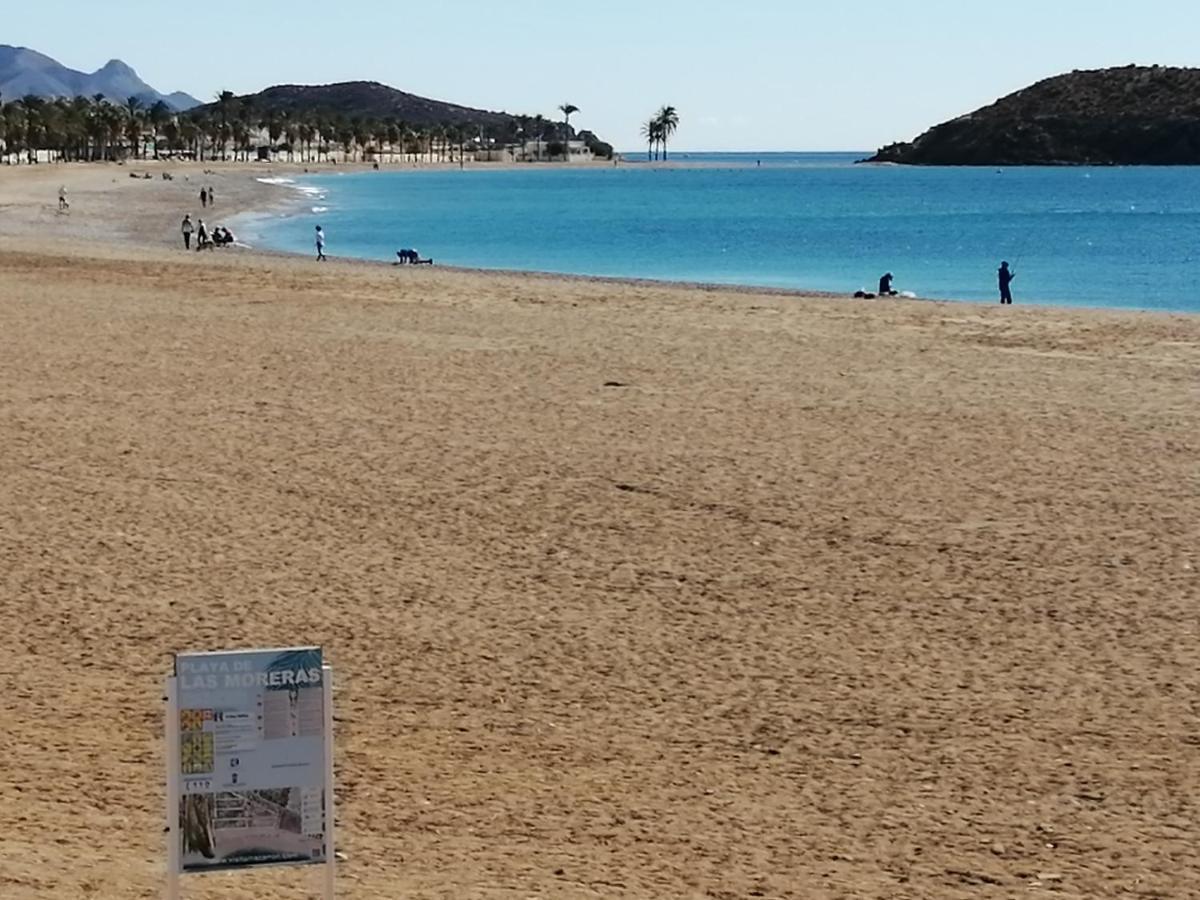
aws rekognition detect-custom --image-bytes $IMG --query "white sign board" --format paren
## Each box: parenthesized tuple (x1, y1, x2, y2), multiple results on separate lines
(168, 647, 330, 876)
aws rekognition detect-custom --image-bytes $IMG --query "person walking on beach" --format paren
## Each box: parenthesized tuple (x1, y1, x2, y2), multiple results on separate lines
(200, 187, 207, 209)
(195, 218, 209, 250)
(208, 186, 215, 207)
(58, 185, 69, 211)
(181, 214, 194, 250)
(998, 261, 1015, 305)
(315, 225, 327, 261)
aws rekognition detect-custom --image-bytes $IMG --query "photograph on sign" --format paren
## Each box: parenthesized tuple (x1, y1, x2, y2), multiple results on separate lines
(174, 647, 326, 872)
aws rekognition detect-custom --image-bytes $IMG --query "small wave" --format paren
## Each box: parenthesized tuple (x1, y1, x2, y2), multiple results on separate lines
(311, 206, 328, 213)
(256, 176, 296, 185)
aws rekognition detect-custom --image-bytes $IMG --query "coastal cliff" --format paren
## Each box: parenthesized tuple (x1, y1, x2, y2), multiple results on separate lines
(867, 66, 1200, 166)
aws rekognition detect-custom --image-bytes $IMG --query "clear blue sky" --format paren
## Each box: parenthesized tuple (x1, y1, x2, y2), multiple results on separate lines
(6, 0, 1197, 151)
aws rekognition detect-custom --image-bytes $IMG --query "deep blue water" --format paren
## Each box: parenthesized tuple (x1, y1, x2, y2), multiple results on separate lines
(243, 153, 1200, 311)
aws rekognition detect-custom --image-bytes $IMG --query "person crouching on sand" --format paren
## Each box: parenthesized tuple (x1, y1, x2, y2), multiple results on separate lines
(315, 225, 327, 261)
(181, 214, 194, 250)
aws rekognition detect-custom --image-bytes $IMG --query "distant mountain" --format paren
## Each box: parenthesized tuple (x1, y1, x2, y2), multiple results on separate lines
(0, 45, 201, 111)
(867, 66, 1200, 166)
(197, 81, 519, 129)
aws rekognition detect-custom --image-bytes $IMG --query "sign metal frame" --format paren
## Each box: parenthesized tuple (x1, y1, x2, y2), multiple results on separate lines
(164, 652, 335, 900)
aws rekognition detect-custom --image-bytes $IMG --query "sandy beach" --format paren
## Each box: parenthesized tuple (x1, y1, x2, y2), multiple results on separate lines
(1, 162, 1198, 898)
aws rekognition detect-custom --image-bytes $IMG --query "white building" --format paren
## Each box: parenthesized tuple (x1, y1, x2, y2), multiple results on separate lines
(512, 139, 593, 163)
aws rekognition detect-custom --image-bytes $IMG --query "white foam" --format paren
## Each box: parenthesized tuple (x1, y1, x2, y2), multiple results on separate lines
(256, 176, 296, 185)
(311, 206, 328, 214)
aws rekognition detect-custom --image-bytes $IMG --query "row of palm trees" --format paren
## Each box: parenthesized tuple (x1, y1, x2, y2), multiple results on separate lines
(0, 91, 599, 165)
(641, 106, 680, 161)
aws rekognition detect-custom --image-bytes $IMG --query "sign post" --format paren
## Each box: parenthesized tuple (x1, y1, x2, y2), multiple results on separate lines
(164, 647, 334, 898)
(164, 676, 182, 900)
(323, 665, 336, 900)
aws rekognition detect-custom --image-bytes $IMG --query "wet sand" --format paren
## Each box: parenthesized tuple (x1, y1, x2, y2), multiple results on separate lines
(0, 163, 1198, 898)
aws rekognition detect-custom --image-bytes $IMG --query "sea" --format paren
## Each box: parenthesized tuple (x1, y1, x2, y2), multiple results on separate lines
(240, 152, 1200, 312)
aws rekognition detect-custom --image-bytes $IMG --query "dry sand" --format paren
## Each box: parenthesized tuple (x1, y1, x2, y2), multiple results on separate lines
(0, 163, 1198, 899)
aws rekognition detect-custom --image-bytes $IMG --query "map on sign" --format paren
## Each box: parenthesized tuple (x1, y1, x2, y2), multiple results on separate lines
(174, 647, 326, 872)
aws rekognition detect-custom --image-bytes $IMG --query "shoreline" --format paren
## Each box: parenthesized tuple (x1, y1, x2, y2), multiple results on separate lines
(0, 159, 1196, 316)
(241, 169, 1194, 316)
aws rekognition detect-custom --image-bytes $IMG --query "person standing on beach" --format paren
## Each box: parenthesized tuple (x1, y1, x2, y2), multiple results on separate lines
(200, 187, 207, 209)
(208, 186, 215, 207)
(195, 219, 209, 250)
(998, 261, 1015, 305)
(315, 225, 327, 261)
(58, 185, 69, 211)
(181, 214, 194, 250)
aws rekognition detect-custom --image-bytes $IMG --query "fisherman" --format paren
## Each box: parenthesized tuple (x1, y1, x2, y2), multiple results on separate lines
(998, 261, 1015, 305)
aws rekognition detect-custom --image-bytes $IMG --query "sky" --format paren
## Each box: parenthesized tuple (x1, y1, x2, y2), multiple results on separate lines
(5, 0, 1198, 152)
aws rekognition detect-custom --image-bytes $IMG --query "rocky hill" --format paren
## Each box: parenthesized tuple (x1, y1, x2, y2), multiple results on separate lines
(198, 81, 520, 129)
(193, 80, 613, 155)
(867, 66, 1200, 166)
(0, 45, 200, 110)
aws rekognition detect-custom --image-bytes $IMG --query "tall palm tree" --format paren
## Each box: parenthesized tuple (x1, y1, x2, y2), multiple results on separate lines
(656, 106, 679, 161)
(178, 117, 198, 159)
(297, 120, 315, 162)
(148, 100, 171, 159)
(125, 96, 144, 159)
(532, 115, 547, 161)
(263, 110, 284, 159)
(104, 105, 124, 160)
(215, 90, 236, 161)
(235, 99, 255, 161)
(641, 117, 662, 161)
(282, 111, 298, 162)
(22, 95, 47, 164)
(558, 103, 578, 161)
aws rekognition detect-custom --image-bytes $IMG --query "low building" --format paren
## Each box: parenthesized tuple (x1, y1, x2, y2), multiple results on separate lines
(512, 139, 593, 163)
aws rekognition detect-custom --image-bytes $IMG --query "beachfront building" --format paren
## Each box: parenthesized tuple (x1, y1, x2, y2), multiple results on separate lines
(473, 147, 516, 163)
(512, 139, 593, 163)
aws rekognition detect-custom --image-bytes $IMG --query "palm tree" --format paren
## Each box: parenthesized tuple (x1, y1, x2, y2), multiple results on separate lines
(558, 103, 578, 161)
(104, 105, 124, 160)
(297, 120, 315, 162)
(125, 97, 144, 159)
(641, 117, 662, 161)
(21, 95, 48, 164)
(656, 106, 679, 161)
(178, 117, 198, 159)
(532, 115, 547, 161)
(284, 119, 299, 162)
(4, 100, 27, 164)
(86, 100, 109, 160)
(263, 111, 284, 159)
(148, 100, 171, 159)
(215, 90, 236, 161)
(235, 99, 255, 161)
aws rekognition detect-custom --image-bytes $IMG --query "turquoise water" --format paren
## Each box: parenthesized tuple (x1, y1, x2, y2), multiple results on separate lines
(244, 153, 1200, 311)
